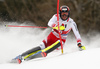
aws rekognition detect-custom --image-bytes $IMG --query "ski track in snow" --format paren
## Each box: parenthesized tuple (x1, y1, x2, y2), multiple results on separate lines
(0, 22, 100, 69)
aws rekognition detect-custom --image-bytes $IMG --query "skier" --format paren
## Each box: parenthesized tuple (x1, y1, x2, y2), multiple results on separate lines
(12, 5, 86, 64)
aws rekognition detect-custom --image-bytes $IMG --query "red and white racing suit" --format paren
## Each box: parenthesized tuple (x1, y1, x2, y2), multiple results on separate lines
(39, 14, 81, 50)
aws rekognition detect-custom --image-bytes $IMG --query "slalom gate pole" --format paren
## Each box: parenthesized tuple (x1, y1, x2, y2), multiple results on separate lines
(57, 0, 63, 54)
(5, 25, 47, 29)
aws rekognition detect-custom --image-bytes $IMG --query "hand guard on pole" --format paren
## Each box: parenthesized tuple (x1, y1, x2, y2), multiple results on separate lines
(52, 26, 65, 30)
(78, 43, 86, 51)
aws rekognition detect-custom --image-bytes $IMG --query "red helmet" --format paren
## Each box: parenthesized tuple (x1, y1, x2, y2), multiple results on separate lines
(59, 5, 70, 20)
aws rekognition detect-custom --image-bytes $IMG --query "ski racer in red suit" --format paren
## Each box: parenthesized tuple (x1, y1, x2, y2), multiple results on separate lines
(12, 5, 86, 64)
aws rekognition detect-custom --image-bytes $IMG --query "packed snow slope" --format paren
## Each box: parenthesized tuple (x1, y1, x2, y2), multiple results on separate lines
(0, 22, 100, 69)
(0, 48, 100, 69)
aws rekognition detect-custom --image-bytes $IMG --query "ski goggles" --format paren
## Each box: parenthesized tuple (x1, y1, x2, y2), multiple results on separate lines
(61, 12, 68, 17)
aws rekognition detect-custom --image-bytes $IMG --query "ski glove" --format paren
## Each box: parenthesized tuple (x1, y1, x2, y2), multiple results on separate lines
(52, 26, 65, 31)
(77, 43, 86, 51)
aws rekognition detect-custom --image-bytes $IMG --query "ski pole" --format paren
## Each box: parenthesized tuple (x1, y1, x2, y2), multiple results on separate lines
(5, 25, 47, 28)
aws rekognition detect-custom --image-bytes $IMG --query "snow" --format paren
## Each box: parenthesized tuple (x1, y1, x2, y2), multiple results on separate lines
(0, 48, 100, 69)
(0, 22, 100, 69)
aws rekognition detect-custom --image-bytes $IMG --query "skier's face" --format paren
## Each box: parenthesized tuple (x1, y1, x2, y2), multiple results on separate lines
(61, 12, 68, 20)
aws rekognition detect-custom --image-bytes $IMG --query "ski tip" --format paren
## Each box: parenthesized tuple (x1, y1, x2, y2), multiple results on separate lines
(9, 59, 22, 64)
(17, 59, 22, 64)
